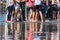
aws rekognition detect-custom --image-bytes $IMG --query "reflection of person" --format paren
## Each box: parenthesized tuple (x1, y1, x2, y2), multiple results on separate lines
(28, 23, 35, 40)
(33, 22, 43, 40)
(6, 0, 15, 21)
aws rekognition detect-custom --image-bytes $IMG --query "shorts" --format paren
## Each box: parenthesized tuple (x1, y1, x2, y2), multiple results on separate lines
(33, 5, 41, 12)
(15, 2, 22, 12)
(29, 7, 33, 10)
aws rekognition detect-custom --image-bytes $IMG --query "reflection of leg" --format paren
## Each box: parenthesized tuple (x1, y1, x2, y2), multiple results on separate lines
(39, 22, 43, 35)
(8, 23, 12, 35)
(5, 23, 8, 40)
(21, 23, 25, 40)
(35, 23, 37, 32)
(51, 32, 54, 40)
(19, 23, 23, 40)
(32, 23, 35, 40)
(16, 23, 20, 40)
(13, 23, 17, 40)
(29, 23, 34, 40)
(30, 23, 33, 33)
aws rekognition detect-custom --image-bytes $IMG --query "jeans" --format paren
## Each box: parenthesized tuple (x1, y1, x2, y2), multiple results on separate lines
(7, 5, 14, 20)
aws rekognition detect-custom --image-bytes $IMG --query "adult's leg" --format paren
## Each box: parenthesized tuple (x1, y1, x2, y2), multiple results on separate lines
(7, 6, 12, 21)
(35, 11, 38, 21)
(22, 2, 25, 21)
(32, 11, 35, 20)
(30, 8, 33, 20)
(39, 11, 43, 22)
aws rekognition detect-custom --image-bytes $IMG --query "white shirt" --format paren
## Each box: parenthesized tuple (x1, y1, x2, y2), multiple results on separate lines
(34, 0, 41, 5)
(7, 0, 13, 7)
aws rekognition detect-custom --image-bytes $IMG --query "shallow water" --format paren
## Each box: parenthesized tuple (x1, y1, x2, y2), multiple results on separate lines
(0, 22, 60, 40)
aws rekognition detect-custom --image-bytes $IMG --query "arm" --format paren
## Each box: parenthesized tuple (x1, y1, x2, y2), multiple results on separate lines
(12, 0, 15, 5)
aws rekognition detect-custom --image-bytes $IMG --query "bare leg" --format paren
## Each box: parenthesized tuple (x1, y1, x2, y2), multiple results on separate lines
(13, 12, 17, 22)
(30, 9, 33, 20)
(32, 11, 35, 20)
(39, 22, 43, 35)
(35, 12, 38, 21)
(39, 11, 43, 22)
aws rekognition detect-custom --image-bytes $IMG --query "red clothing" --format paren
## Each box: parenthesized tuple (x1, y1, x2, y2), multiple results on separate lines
(28, 0, 34, 8)
(28, 31, 33, 40)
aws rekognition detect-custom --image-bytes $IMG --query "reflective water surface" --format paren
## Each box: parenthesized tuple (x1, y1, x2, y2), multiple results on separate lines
(0, 22, 60, 40)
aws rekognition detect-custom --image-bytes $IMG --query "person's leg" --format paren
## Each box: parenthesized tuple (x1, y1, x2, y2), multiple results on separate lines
(7, 6, 12, 21)
(35, 12, 38, 21)
(7, 5, 15, 21)
(13, 7, 17, 22)
(33, 6, 36, 21)
(32, 7, 35, 20)
(32, 11, 35, 20)
(30, 8, 33, 20)
(22, 2, 25, 21)
(34, 6, 38, 21)
(12, 10, 15, 18)
(31, 8, 34, 20)
(27, 7, 30, 20)
(13, 13, 17, 22)
(19, 11, 23, 21)
(12, 5, 18, 22)
(35, 5, 40, 21)
(12, 5, 15, 21)
(52, 11, 57, 20)
(39, 11, 43, 22)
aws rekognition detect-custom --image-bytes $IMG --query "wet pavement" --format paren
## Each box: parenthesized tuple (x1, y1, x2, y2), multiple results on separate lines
(0, 14, 60, 40)
(0, 15, 59, 39)
(0, 22, 60, 40)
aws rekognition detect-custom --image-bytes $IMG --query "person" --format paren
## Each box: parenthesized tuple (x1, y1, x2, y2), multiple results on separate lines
(33, 0, 43, 22)
(25, 1, 30, 20)
(6, 0, 15, 22)
(20, 0, 27, 21)
(13, 0, 23, 22)
(42, 1, 48, 20)
(47, 1, 52, 19)
(28, 0, 34, 21)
